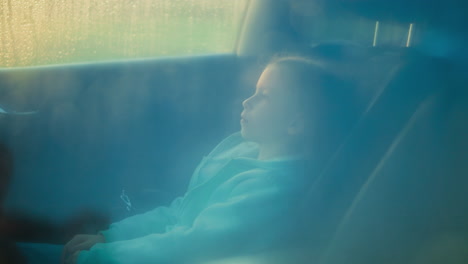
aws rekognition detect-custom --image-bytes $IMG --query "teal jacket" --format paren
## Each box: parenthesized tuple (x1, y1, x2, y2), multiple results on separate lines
(78, 132, 308, 264)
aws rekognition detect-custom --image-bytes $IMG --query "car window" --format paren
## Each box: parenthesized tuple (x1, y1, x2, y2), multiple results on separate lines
(0, 0, 249, 68)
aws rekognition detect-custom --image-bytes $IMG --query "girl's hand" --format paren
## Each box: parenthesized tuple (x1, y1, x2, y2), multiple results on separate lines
(63, 250, 80, 264)
(61, 234, 105, 264)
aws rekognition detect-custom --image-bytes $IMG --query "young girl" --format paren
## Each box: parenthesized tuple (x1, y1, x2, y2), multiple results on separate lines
(61, 56, 359, 264)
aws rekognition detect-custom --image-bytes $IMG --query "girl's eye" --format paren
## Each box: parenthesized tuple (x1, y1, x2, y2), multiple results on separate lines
(251, 92, 268, 102)
(254, 91, 264, 98)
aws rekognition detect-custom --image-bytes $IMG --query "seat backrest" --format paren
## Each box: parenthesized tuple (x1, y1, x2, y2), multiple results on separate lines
(299, 52, 454, 254)
(319, 69, 468, 264)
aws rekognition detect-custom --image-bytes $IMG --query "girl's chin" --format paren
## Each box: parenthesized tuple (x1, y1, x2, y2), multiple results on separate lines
(240, 128, 251, 139)
(240, 128, 258, 143)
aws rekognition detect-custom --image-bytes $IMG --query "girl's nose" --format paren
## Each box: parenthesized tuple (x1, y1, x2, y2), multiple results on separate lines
(242, 97, 251, 110)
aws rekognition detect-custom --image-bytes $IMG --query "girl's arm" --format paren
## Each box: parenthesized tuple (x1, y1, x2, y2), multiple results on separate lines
(78, 172, 303, 264)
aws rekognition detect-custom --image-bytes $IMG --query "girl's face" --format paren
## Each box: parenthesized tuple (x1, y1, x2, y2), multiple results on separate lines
(241, 65, 304, 144)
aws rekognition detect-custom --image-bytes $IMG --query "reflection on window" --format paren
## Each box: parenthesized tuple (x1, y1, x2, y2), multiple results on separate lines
(0, 0, 248, 68)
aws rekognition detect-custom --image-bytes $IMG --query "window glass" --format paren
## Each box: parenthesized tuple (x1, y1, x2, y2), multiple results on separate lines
(0, 0, 248, 68)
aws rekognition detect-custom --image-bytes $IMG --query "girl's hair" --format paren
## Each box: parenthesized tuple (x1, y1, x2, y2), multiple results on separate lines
(267, 56, 361, 160)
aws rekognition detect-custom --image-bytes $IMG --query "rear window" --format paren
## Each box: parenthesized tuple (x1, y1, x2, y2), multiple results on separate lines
(0, 0, 248, 68)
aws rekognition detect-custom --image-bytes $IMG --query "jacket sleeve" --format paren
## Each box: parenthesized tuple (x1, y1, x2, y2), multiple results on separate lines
(77, 172, 302, 264)
(100, 153, 211, 242)
(99, 196, 183, 243)
(97, 133, 248, 245)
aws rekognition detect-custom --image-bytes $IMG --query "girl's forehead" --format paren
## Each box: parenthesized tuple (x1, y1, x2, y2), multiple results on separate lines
(257, 66, 296, 94)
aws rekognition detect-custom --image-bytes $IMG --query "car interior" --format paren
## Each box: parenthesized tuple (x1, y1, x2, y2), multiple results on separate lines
(0, 0, 467, 263)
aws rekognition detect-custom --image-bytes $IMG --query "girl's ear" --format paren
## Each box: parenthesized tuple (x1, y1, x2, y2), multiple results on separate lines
(287, 114, 305, 136)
